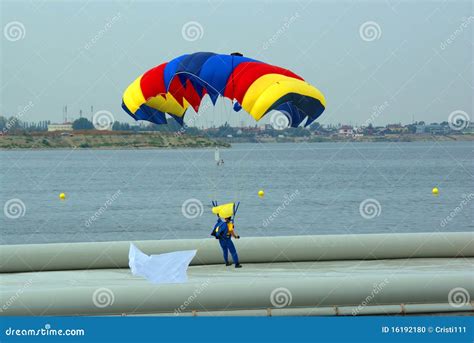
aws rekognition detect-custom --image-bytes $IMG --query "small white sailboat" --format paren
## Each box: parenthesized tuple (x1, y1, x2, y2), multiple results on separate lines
(215, 147, 224, 166)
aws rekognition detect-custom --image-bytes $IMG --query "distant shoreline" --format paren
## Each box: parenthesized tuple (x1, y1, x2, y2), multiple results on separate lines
(250, 134, 474, 143)
(0, 132, 472, 149)
(0, 132, 229, 150)
(225, 134, 474, 144)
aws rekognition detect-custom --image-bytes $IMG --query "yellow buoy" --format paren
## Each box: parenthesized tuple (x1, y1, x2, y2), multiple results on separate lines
(432, 187, 439, 195)
(59, 193, 66, 200)
(258, 190, 265, 198)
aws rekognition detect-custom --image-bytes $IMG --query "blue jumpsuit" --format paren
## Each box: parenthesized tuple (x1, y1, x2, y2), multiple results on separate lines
(217, 222, 239, 264)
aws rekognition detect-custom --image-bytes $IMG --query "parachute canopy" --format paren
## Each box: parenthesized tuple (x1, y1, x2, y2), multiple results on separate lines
(122, 52, 326, 128)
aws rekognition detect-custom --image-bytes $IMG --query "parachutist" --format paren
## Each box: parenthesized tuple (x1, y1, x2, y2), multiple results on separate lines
(211, 203, 242, 268)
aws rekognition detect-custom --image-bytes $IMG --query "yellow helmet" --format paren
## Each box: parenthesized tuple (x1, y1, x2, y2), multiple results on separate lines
(212, 203, 234, 219)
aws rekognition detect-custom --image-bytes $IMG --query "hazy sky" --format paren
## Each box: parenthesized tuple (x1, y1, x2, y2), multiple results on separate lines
(1, 0, 472, 127)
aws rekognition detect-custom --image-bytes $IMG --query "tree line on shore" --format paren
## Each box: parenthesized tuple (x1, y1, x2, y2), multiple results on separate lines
(1, 115, 470, 138)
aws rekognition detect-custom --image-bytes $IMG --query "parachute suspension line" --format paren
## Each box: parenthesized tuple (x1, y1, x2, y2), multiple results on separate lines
(211, 91, 218, 202)
(229, 54, 238, 205)
(230, 53, 242, 205)
(231, 54, 243, 205)
(232, 54, 235, 106)
(232, 54, 236, 128)
(211, 89, 225, 203)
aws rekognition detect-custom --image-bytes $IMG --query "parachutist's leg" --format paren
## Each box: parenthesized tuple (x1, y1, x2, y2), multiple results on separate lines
(219, 239, 229, 264)
(227, 239, 239, 265)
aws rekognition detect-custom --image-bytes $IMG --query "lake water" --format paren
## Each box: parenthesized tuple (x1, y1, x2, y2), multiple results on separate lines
(1, 142, 473, 245)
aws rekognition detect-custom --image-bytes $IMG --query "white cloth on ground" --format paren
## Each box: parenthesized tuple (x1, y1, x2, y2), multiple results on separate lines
(128, 243, 197, 284)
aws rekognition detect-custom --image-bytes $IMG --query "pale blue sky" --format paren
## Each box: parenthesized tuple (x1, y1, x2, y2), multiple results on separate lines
(1, 0, 472, 127)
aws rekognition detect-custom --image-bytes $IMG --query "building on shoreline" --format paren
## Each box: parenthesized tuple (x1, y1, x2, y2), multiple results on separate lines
(47, 122, 73, 132)
(338, 125, 355, 137)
